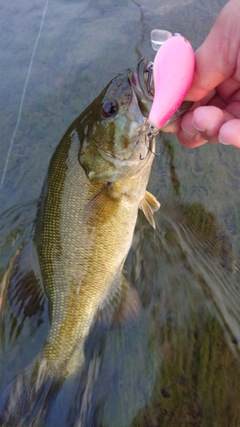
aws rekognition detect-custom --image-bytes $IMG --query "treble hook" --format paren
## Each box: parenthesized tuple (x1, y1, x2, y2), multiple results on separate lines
(140, 125, 164, 160)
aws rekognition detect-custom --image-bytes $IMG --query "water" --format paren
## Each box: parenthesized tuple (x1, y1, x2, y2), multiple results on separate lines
(1, 0, 240, 425)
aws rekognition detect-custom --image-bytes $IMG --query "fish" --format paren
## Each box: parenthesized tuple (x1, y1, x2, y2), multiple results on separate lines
(34, 57, 160, 376)
(0, 58, 161, 424)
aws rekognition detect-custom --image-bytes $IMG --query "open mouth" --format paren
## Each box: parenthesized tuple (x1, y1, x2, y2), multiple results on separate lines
(133, 57, 193, 127)
(140, 60, 154, 97)
(132, 58, 154, 99)
(131, 58, 154, 118)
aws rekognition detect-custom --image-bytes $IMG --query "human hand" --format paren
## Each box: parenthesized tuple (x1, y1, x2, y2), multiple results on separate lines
(162, 0, 240, 148)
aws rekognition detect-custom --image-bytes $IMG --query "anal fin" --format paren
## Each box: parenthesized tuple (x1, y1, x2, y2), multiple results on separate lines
(139, 191, 160, 229)
(97, 275, 141, 329)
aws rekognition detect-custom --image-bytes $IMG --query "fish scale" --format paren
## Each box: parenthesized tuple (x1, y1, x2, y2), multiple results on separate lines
(36, 128, 155, 376)
(1, 58, 175, 424)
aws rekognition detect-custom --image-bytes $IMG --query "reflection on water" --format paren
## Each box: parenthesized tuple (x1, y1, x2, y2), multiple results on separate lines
(1, 0, 240, 425)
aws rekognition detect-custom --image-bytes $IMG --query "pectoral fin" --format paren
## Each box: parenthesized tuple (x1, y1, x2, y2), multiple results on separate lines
(139, 191, 160, 229)
(83, 184, 120, 224)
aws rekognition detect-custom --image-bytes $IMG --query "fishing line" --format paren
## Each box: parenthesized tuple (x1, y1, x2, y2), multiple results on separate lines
(0, 0, 50, 190)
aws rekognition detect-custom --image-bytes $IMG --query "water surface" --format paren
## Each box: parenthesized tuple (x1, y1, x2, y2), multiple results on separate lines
(1, 0, 240, 425)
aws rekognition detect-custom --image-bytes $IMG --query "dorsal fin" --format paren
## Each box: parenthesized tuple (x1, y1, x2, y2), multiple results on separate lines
(139, 191, 160, 229)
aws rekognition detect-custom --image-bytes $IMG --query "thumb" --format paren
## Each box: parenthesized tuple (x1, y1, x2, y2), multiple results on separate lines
(186, 0, 240, 101)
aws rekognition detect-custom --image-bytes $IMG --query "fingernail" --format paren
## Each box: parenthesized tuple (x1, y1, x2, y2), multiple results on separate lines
(192, 118, 205, 132)
(219, 137, 231, 145)
(194, 125, 205, 132)
(182, 126, 202, 140)
(181, 127, 197, 139)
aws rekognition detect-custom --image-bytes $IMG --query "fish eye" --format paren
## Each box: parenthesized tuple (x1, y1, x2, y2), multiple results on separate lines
(102, 100, 118, 118)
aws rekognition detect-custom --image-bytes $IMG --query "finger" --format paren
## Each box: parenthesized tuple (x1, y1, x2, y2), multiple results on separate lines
(219, 119, 240, 147)
(180, 105, 236, 144)
(180, 104, 240, 146)
(177, 129, 207, 148)
(225, 101, 240, 118)
(160, 118, 182, 133)
(185, 0, 240, 101)
(160, 90, 216, 134)
(191, 106, 233, 143)
(195, 89, 217, 106)
(217, 77, 240, 101)
(229, 88, 240, 103)
(175, 111, 207, 147)
(207, 94, 227, 109)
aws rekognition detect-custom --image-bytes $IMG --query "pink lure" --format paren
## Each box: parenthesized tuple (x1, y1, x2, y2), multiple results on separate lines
(149, 35, 195, 129)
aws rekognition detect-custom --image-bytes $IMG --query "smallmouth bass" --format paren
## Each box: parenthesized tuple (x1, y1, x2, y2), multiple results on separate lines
(0, 58, 160, 423)
(35, 58, 160, 376)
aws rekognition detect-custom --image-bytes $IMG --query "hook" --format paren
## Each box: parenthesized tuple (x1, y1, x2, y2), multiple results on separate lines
(140, 126, 163, 160)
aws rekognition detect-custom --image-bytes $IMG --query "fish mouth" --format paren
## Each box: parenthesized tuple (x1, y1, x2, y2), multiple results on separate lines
(132, 57, 193, 126)
(137, 58, 154, 99)
(131, 58, 154, 118)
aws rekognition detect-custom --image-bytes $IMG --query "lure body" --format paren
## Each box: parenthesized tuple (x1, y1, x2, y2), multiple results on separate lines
(149, 35, 195, 129)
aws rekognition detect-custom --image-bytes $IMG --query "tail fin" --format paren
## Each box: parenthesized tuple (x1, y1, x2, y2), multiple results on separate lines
(0, 351, 103, 426)
(0, 358, 54, 426)
(78, 354, 101, 426)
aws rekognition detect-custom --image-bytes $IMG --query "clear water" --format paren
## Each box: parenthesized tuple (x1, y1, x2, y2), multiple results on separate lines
(1, 0, 240, 425)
